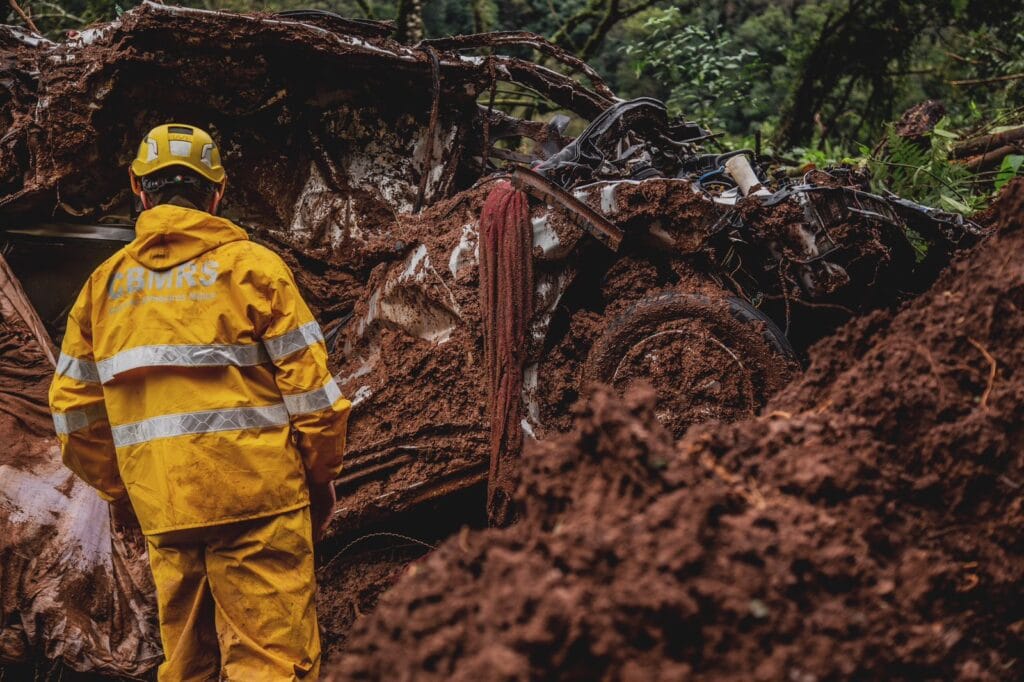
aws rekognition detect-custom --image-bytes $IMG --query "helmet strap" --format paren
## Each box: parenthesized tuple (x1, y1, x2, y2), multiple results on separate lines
(209, 180, 226, 215)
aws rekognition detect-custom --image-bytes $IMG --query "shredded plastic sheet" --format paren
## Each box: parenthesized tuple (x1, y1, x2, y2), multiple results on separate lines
(0, 253, 160, 675)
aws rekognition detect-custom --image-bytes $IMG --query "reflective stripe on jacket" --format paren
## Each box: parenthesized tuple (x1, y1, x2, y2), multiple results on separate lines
(48, 204, 351, 535)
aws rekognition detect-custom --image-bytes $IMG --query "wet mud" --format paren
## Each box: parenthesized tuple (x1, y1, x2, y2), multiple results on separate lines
(331, 181, 1024, 680)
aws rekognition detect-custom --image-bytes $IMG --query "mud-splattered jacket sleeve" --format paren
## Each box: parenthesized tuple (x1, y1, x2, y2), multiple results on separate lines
(259, 253, 351, 485)
(48, 281, 126, 501)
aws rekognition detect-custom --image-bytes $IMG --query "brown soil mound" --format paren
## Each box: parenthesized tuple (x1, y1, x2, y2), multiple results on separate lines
(331, 180, 1024, 680)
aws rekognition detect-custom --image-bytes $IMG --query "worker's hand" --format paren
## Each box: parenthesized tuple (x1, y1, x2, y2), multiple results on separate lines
(309, 480, 337, 543)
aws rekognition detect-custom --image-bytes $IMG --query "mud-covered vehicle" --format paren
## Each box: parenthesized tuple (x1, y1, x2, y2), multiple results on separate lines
(331, 97, 982, 526)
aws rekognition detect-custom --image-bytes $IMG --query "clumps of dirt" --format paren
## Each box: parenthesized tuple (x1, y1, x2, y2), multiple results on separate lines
(532, 308, 604, 434)
(737, 195, 812, 258)
(317, 484, 489, 664)
(734, 189, 919, 323)
(325, 186, 497, 531)
(597, 252, 711, 318)
(331, 385, 693, 681)
(317, 543, 426, 663)
(0, 2, 613, 226)
(252, 230, 368, 323)
(603, 179, 722, 252)
(329, 325, 488, 531)
(894, 100, 947, 142)
(330, 181, 1024, 680)
(0, 3, 486, 223)
(533, 245, 789, 438)
(591, 306, 790, 436)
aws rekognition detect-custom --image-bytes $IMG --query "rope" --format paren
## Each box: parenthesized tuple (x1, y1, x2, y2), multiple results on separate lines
(478, 181, 533, 526)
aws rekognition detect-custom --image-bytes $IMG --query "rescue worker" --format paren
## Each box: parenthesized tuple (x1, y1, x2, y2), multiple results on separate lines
(48, 123, 350, 680)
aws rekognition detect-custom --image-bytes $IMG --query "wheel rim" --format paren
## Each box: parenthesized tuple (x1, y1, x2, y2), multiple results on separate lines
(610, 318, 758, 436)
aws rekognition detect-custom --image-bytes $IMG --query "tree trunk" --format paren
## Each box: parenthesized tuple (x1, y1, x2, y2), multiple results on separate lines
(395, 0, 425, 44)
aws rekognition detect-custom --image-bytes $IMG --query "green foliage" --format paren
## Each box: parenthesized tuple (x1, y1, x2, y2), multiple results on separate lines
(945, 10, 1024, 119)
(4, 0, 1019, 219)
(995, 155, 1024, 191)
(864, 124, 982, 215)
(620, 7, 758, 129)
(792, 138, 861, 168)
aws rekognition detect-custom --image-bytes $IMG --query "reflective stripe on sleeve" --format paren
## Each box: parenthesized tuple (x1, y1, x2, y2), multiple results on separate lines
(97, 343, 270, 383)
(52, 402, 108, 435)
(263, 321, 324, 361)
(111, 404, 290, 448)
(282, 378, 343, 416)
(56, 352, 101, 383)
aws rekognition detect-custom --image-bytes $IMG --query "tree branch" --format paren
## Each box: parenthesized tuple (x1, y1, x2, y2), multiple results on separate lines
(950, 72, 1024, 87)
(579, 0, 620, 62)
(33, 0, 84, 24)
(355, 0, 375, 20)
(420, 31, 616, 99)
(953, 125, 1024, 159)
(962, 144, 1022, 172)
(549, 0, 602, 52)
(559, 0, 667, 61)
(9, 0, 41, 34)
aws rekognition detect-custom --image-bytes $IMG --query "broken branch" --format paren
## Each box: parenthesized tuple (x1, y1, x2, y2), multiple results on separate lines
(950, 72, 1024, 87)
(8, 0, 41, 35)
(952, 125, 1024, 159)
(487, 54, 611, 118)
(962, 144, 1023, 172)
(420, 31, 615, 99)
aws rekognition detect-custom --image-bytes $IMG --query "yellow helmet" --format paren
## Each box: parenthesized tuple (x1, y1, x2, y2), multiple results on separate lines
(129, 124, 226, 191)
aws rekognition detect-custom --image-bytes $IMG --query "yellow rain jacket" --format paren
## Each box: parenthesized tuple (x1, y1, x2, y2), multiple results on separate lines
(49, 204, 351, 535)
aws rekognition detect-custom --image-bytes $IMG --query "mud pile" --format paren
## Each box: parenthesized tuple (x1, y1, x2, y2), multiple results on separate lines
(323, 185, 494, 531)
(333, 181, 1024, 679)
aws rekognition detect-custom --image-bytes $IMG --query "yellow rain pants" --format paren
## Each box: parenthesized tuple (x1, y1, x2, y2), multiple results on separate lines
(147, 506, 320, 681)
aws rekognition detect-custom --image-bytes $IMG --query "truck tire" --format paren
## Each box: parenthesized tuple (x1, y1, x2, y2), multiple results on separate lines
(583, 292, 795, 437)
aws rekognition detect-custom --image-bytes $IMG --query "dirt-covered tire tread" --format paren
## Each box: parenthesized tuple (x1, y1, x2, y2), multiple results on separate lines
(583, 291, 794, 387)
